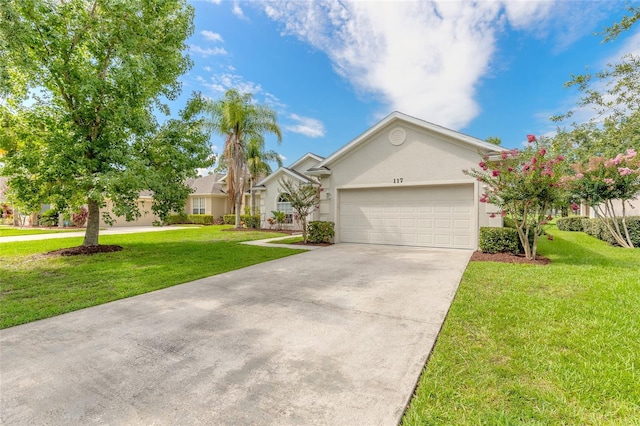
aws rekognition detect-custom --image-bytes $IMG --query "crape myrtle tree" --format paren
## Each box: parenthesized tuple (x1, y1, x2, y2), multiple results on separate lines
(464, 135, 567, 260)
(205, 89, 282, 228)
(0, 0, 212, 246)
(551, 5, 640, 248)
(278, 178, 321, 244)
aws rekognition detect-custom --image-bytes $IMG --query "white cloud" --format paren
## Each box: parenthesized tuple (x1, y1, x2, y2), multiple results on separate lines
(232, 2, 246, 20)
(203, 73, 264, 96)
(189, 45, 227, 56)
(284, 114, 326, 138)
(260, 1, 612, 130)
(201, 30, 223, 43)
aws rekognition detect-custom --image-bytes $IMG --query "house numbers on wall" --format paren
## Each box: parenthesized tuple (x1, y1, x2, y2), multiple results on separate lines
(393, 178, 404, 183)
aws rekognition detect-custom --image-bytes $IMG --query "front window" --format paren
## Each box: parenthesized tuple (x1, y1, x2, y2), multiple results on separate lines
(276, 194, 293, 224)
(192, 197, 205, 214)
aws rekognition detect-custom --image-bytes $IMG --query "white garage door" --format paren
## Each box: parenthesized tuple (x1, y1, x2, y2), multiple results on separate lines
(339, 185, 475, 249)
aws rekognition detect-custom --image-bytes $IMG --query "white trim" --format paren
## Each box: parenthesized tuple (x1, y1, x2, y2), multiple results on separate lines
(334, 179, 474, 191)
(288, 152, 324, 170)
(254, 167, 313, 187)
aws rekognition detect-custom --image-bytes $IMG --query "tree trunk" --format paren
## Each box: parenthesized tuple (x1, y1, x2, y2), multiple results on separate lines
(234, 193, 242, 228)
(83, 199, 100, 246)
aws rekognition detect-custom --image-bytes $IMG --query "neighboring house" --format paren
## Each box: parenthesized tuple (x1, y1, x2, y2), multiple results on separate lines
(100, 190, 160, 227)
(580, 199, 640, 219)
(254, 112, 505, 250)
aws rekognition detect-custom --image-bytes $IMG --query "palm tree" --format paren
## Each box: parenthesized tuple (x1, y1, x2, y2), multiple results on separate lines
(205, 89, 282, 227)
(246, 136, 283, 215)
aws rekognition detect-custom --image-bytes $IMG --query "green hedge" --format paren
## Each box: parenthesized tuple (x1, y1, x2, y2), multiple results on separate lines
(165, 213, 189, 225)
(187, 214, 214, 225)
(556, 216, 587, 232)
(479, 227, 520, 254)
(39, 209, 59, 227)
(307, 221, 335, 243)
(223, 214, 261, 228)
(581, 216, 640, 247)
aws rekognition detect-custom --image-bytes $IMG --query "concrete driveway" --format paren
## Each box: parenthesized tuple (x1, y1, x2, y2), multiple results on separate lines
(0, 244, 472, 425)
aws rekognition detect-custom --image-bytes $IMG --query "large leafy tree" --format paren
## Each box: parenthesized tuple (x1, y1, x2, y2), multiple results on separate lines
(205, 89, 282, 227)
(0, 0, 209, 246)
(552, 6, 639, 162)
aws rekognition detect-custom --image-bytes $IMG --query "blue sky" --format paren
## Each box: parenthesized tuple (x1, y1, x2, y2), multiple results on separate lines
(173, 0, 640, 168)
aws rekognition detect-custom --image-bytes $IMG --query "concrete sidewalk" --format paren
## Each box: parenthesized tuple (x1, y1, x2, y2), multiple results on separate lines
(0, 244, 472, 425)
(0, 225, 191, 243)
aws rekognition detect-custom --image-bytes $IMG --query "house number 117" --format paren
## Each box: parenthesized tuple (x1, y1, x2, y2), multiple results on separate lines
(393, 178, 404, 183)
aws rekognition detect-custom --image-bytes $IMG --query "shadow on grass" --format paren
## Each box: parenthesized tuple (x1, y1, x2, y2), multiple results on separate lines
(540, 230, 639, 269)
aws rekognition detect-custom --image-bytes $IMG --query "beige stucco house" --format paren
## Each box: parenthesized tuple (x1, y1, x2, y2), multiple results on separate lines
(100, 173, 245, 227)
(254, 112, 505, 250)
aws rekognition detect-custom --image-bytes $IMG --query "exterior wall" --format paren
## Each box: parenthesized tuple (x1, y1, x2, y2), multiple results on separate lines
(100, 198, 160, 227)
(187, 194, 227, 218)
(258, 178, 318, 231)
(587, 198, 640, 218)
(319, 122, 502, 245)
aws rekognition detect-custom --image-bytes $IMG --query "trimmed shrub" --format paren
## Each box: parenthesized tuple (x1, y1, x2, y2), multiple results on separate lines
(503, 217, 516, 229)
(479, 227, 519, 254)
(582, 216, 640, 247)
(241, 215, 260, 229)
(71, 207, 88, 227)
(223, 214, 235, 225)
(187, 214, 214, 225)
(556, 216, 586, 232)
(307, 221, 335, 243)
(39, 209, 58, 227)
(165, 212, 189, 225)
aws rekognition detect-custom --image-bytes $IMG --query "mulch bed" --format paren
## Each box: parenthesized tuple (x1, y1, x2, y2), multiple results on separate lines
(43, 245, 123, 257)
(470, 251, 551, 265)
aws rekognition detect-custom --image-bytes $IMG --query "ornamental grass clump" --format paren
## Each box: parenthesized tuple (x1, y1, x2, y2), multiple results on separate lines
(568, 149, 640, 248)
(464, 135, 566, 260)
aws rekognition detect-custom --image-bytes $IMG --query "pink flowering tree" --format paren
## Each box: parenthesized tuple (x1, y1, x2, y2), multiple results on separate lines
(464, 135, 567, 260)
(568, 149, 640, 248)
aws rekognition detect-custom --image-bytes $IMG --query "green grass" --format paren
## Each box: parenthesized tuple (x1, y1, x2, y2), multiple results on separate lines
(0, 226, 81, 237)
(0, 225, 303, 328)
(402, 227, 640, 425)
(267, 236, 304, 244)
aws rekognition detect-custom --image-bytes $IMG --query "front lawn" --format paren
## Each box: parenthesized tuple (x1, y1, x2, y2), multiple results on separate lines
(402, 226, 640, 425)
(0, 226, 303, 328)
(0, 225, 81, 237)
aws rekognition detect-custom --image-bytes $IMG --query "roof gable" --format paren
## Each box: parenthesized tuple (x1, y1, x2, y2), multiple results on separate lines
(186, 173, 227, 195)
(316, 111, 504, 169)
(288, 152, 324, 171)
(254, 167, 314, 188)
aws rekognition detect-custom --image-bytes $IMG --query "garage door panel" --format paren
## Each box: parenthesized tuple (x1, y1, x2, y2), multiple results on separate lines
(339, 185, 474, 249)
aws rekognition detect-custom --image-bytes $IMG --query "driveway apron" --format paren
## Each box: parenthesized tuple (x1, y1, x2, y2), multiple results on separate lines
(0, 243, 472, 425)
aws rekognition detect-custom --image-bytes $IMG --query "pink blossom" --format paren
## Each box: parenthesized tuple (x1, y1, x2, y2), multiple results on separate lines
(618, 167, 633, 176)
(492, 169, 500, 177)
(604, 178, 614, 184)
(527, 134, 536, 143)
(626, 149, 637, 159)
(510, 148, 519, 157)
(531, 157, 538, 165)
(539, 148, 547, 156)
(501, 151, 508, 160)
(479, 161, 488, 171)
(556, 155, 565, 161)
(571, 203, 579, 211)
(508, 167, 514, 172)
(501, 211, 507, 217)
(576, 173, 584, 179)
(489, 213, 496, 218)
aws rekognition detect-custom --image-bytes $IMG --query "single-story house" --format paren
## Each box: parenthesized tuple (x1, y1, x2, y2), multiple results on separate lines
(100, 173, 244, 227)
(254, 111, 505, 250)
